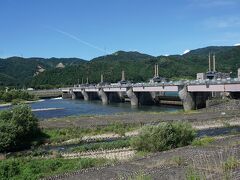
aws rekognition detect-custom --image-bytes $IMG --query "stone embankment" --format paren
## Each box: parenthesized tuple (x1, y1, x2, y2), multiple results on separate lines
(205, 99, 240, 112)
(61, 148, 135, 160)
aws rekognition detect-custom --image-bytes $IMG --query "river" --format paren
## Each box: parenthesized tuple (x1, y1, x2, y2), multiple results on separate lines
(0, 98, 182, 119)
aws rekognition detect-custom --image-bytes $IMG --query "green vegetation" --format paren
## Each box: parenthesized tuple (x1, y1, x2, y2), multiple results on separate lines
(171, 156, 185, 166)
(44, 123, 138, 144)
(185, 167, 202, 180)
(191, 136, 215, 147)
(0, 104, 40, 152)
(1, 46, 240, 88)
(128, 172, 152, 180)
(0, 157, 108, 180)
(222, 156, 240, 180)
(222, 156, 240, 173)
(0, 90, 36, 103)
(0, 57, 85, 87)
(72, 139, 130, 152)
(43, 128, 84, 144)
(130, 122, 196, 152)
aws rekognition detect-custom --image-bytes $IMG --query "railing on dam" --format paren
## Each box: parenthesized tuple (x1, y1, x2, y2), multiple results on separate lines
(61, 78, 240, 92)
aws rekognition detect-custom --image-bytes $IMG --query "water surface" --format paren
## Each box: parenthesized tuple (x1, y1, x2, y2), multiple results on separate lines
(0, 98, 182, 119)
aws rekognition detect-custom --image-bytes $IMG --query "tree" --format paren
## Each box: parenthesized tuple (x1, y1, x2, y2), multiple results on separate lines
(0, 104, 39, 152)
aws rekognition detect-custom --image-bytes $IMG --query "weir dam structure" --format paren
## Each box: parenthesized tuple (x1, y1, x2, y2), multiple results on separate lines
(62, 60, 240, 111)
(62, 78, 240, 111)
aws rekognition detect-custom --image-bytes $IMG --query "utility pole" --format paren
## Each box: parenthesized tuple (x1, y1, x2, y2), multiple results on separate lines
(121, 70, 125, 81)
(209, 52, 211, 71)
(101, 74, 103, 83)
(154, 63, 159, 77)
(213, 53, 216, 72)
(154, 64, 156, 77)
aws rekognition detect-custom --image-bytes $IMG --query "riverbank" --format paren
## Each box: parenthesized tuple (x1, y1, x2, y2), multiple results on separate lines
(2, 108, 240, 180)
(53, 134, 240, 180)
(40, 109, 240, 129)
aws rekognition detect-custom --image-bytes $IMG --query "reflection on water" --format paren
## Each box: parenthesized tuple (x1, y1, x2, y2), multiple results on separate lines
(0, 98, 182, 119)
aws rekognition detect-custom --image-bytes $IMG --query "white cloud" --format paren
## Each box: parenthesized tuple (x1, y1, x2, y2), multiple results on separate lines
(182, 49, 190, 55)
(234, 43, 240, 46)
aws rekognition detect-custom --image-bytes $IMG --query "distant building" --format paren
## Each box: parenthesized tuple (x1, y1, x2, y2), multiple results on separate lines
(196, 73, 206, 80)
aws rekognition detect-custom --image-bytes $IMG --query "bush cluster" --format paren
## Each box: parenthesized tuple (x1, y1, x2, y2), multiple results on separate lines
(131, 122, 196, 152)
(0, 90, 35, 103)
(0, 157, 108, 180)
(191, 136, 215, 146)
(0, 104, 40, 152)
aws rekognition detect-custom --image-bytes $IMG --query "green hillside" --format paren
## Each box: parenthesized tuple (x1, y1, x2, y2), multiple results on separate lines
(0, 57, 86, 87)
(30, 46, 240, 88)
(1, 46, 240, 88)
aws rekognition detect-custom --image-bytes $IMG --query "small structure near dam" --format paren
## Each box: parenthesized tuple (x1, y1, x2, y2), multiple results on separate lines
(28, 89, 62, 98)
(62, 62, 240, 111)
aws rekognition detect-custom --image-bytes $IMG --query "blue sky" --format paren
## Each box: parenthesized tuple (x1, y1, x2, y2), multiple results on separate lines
(1, 0, 240, 60)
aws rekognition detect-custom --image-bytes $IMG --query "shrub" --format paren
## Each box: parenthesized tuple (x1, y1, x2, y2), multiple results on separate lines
(171, 156, 185, 166)
(0, 159, 20, 180)
(223, 156, 240, 172)
(11, 99, 22, 105)
(0, 157, 108, 179)
(0, 104, 40, 152)
(185, 167, 202, 180)
(0, 90, 35, 103)
(130, 122, 196, 152)
(191, 136, 215, 147)
(128, 172, 152, 180)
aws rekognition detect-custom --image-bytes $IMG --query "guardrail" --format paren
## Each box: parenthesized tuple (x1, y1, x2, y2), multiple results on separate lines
(61, 78, 240, 91)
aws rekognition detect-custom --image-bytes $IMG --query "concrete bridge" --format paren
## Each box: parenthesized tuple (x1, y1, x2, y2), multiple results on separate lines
(61, 78, 240, 111)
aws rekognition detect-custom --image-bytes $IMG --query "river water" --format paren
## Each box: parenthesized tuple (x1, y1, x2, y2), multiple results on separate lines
(0, 98, 182, 119)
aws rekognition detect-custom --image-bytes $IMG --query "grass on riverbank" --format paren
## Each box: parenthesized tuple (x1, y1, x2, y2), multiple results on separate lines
(71, 139, 131, 152)
(43, 123, 140, 144)
(0, 157, 109, 180)
(191, 136, 215, 147)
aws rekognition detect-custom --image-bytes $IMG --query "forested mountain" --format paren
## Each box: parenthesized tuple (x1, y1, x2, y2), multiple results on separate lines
(0, 57, 86, 87)
(91, 51, 154, 62)
(1, 46, 240, 88)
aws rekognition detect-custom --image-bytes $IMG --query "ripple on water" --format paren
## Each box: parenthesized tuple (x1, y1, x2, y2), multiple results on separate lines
(0, 98, 182, 119)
